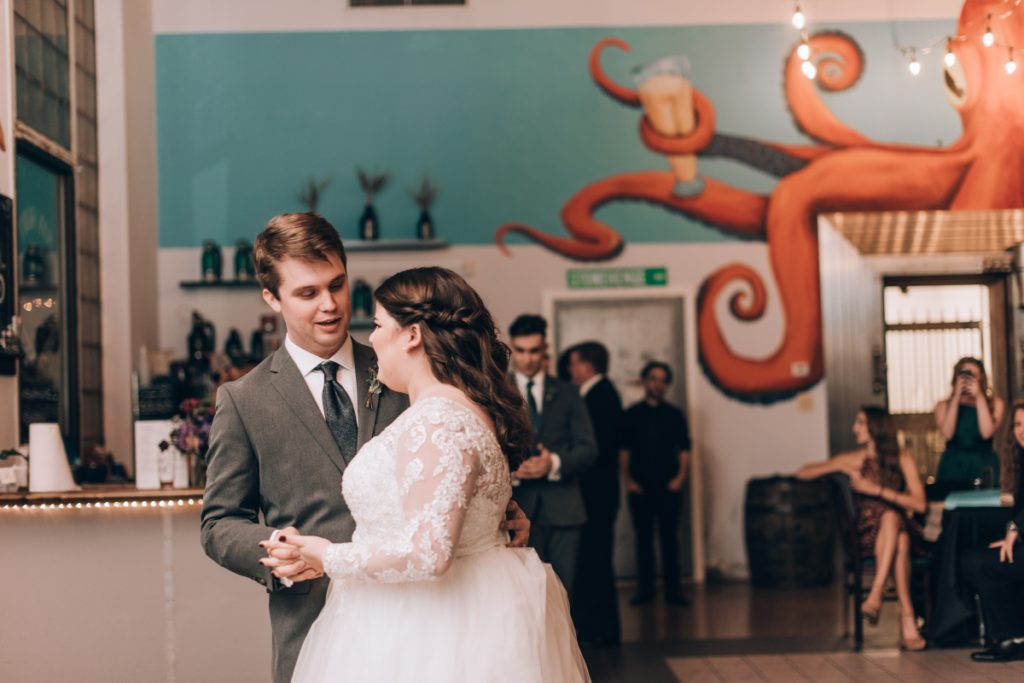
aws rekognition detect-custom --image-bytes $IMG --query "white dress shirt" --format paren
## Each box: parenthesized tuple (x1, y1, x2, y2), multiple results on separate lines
(579, 374, 603, 398)
(285, 333, 359, 427)
(272, 334, 360, 571)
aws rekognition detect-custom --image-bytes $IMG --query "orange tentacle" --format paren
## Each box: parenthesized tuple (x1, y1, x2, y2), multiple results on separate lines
(495, 172, 769, 261)
(638, 90, 717, 155)
(589, 38, 640, 106)
(784, 31, 874, 148)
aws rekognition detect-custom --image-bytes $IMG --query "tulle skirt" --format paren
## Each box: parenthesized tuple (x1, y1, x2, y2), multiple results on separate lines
(291, 546, 590, 682)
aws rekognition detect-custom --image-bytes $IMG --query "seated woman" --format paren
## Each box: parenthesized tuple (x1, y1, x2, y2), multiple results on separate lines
(796, 406, 927, 650)
(962, 400, 1024, 663)
(934, 357, 1005, 488)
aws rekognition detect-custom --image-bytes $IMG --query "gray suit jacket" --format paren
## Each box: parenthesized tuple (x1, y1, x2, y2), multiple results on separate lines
(200, 341, 408, 683)
(512, 375, 598, 527)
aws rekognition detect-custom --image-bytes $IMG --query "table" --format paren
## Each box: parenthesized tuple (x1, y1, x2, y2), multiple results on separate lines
(929, 499, 1014, 645)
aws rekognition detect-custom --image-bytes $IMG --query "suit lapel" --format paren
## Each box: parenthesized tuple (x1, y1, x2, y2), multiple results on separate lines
(540, 375, 559, 430)
(352, 341, 381, 449)
(268, 347, 346, 474)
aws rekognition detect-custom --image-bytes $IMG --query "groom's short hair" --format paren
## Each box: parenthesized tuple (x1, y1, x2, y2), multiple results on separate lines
(254, 212, 348, 297)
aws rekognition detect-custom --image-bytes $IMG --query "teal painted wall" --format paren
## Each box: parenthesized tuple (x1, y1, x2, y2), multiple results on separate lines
(156, 21, 960, 248)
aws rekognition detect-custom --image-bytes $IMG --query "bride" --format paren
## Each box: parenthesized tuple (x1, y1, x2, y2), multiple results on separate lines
(260, 267, 591, 682)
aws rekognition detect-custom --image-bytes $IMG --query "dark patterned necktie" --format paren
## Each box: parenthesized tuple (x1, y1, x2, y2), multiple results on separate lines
(526, 378, 540, 429)
(318, 361, 358, 462)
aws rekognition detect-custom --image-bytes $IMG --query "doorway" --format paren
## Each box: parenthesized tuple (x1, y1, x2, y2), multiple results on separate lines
(543, 288, 705, 583)
(882, 276, 1010, 482)
(16, 145, 77, 449)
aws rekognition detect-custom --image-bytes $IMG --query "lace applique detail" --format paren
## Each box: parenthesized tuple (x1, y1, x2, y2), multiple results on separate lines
(399, 458, 424, 495)
(323, 397, 511, 583)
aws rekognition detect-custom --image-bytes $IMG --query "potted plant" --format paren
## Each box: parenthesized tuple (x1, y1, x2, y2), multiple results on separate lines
(356, 168, 389, 241)
(297, 175, 332, 214)
(411, 175, 440, 240)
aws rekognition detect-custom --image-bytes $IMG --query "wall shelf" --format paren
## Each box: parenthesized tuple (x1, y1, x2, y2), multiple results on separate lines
(178, 239, 449, 290)
(179, 279, 259, 290)
(345, 238, 448, 252)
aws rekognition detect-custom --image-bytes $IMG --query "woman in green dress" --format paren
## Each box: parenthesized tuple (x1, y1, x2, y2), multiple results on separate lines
(934, 357, 1005, 487)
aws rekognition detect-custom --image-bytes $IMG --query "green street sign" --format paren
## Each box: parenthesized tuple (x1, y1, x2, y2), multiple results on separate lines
(566, 267, 668, 289)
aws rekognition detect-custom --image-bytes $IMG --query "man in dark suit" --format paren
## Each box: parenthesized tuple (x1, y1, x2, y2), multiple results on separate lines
(509, 314, 598, 596)
(566, 341, 623, 646)
(963, 511, 1024, 661)
(201, 213, 529, 683)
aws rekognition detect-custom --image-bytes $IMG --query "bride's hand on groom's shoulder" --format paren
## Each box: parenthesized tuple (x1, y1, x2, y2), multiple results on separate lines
(259, 531, 327, 583)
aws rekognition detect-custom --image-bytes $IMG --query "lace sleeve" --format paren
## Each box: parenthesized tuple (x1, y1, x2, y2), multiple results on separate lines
(321, 410, 480, 582)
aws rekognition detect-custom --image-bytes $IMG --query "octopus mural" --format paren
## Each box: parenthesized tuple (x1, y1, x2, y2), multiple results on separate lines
(495, 0, 1024, 403)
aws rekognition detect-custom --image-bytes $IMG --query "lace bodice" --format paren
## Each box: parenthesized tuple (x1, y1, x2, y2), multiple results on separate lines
(322, 396, 512, 582)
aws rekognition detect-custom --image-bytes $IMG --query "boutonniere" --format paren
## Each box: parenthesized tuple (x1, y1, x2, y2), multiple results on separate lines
(365, 366, 383, 409)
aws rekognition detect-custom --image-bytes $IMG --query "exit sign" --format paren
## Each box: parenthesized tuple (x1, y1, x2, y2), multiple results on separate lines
(567, 267, 668, 289)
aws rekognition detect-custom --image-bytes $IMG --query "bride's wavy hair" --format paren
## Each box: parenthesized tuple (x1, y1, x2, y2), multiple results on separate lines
(374, 267, 532, 469)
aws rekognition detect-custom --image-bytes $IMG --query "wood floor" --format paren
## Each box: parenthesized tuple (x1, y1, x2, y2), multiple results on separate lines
(582, 582, 1023, 682)
(665, 651, 1024, 682)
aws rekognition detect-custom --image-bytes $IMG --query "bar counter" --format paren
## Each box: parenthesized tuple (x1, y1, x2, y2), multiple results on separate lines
(0, 483, 205, 509)
(0, 483, 272, 681)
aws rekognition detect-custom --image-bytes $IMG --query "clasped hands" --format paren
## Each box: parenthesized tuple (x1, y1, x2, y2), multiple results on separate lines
(259, 500, 533, 584)
(514, 443, 553, 480)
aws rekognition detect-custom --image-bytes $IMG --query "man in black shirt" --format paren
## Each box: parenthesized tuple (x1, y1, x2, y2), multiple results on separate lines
(620, 361, 691, 605)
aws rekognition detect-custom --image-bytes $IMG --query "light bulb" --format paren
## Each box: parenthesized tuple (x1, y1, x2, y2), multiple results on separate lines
(792, 4, 806, 30)
(801, 59, 817, 79)
(797, 42, 811, 60)
(983, 16, 995, 47)
(944, 49, 956, 67)
(909, 56, 921, 76)
(1007, 48, 1017, 74)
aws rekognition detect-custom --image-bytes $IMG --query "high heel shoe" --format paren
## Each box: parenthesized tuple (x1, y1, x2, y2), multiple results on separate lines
(861, 601, 881, 626)
(899, 617, 927, 651)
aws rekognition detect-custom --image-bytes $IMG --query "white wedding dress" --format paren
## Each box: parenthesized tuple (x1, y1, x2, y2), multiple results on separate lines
(291, 396, 591, 682)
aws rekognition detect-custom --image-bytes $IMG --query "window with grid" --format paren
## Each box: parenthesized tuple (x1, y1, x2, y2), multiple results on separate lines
(13, 0, 71, 148)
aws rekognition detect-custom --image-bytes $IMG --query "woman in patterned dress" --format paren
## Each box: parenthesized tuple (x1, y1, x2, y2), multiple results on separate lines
(797, 406, 927, 650)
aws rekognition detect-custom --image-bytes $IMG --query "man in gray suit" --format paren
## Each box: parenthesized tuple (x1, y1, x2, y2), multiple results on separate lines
(509, 314, 598, 596)
(201, 213, 528, 683)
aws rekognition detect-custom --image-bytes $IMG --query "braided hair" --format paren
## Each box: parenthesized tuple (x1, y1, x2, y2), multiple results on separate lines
(374, 267, 532, 469)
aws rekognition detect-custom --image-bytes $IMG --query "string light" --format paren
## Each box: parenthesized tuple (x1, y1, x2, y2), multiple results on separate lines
(797, 39, 811, 61)
(983, 14, 995, 47)
(0, 495, 203, 512)
(792, 2, 806, 30)
(801, 59, 817, 79)
(886, 1, 1022, 80)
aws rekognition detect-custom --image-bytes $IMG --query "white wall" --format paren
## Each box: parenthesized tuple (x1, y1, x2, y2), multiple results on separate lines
(159, 242, 828, 576)
(97, 0, 161, 470)
(152, 0, 962, 34)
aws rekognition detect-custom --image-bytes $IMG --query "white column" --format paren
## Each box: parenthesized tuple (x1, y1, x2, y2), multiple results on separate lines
(97, 0, 160, 472)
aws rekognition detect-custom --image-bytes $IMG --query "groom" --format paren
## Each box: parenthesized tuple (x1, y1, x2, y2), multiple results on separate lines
(200, 213, 529, 683)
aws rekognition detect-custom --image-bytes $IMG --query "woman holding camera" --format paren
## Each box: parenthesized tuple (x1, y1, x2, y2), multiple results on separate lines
(934, 357, 1004, 487)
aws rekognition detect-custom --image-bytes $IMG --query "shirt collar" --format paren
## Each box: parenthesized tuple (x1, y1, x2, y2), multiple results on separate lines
(580, 374, 603, 397)
(515, 370, 544, 392)
(285, 333, 355, 377)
